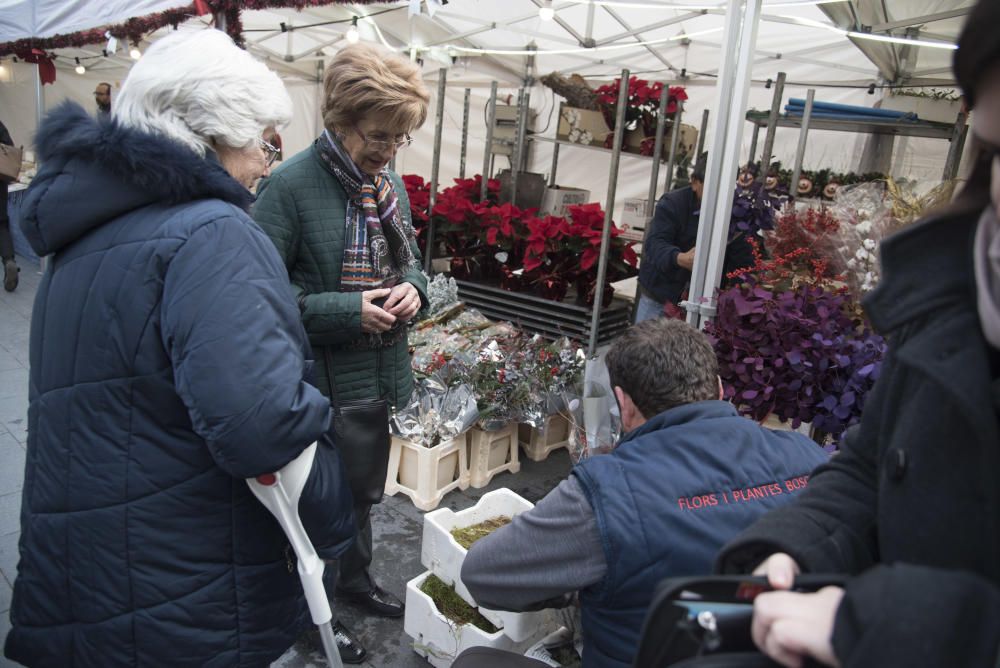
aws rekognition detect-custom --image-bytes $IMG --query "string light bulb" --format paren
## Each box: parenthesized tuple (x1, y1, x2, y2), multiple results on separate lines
(346, 17, 360, 43)
(75, 57, 85, 75)
(539, 0, 555, 21)
(130, 45, 142, 60)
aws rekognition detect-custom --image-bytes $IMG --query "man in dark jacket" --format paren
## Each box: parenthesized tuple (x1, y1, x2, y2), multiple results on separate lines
(5, 30, 354, 668)
(462, 318, 828, 668)
(636, 156, 755, 321)
(716, 4, 1000, 665)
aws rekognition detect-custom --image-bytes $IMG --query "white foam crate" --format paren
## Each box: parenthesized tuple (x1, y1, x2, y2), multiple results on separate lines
(405, 570, 536, 667)
(518, 414, 570, 462)
(385, 433, 469, 511)
(421, 488, 559, 641)
(467, 424, 520, 489)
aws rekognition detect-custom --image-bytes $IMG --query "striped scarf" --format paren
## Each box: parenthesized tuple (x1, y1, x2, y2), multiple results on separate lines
(318, 129, 418, 292)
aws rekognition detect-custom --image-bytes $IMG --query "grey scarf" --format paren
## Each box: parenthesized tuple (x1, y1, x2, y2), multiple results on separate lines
(973, 205, 1000, 348)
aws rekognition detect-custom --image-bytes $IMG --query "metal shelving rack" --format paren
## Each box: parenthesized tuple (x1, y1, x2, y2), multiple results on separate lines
(428, 69, 705, 355)
(743, 75, 969, 184)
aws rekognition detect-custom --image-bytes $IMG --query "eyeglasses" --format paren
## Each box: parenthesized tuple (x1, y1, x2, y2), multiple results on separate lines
(258, 137, 280, 167)
(354, 126, 413, 153)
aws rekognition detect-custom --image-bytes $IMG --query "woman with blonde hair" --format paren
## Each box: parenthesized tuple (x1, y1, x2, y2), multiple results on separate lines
(5, 28, 354, 668)
(254, 42, 430, 664)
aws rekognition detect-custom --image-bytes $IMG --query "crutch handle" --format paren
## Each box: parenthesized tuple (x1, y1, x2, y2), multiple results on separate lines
(247, 443, 331, 626)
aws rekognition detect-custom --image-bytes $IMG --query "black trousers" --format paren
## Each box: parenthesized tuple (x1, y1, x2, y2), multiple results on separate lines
(336, 499, 374, 593)
(0, 182, 13, 260)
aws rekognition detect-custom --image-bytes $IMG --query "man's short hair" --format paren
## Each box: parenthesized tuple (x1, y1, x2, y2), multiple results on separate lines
(689, 151, 708, 183)
(96, 82, 111, 94)
(605, 318, 719, 418)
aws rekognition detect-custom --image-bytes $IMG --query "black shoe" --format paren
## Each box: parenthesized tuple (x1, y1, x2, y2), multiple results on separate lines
(333, 621, 367, 664)
(337, 584, 405, 618)
(3, 259, 17, 292)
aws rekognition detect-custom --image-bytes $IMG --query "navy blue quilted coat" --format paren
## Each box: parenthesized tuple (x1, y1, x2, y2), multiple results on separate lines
(4, 103, 355, 667)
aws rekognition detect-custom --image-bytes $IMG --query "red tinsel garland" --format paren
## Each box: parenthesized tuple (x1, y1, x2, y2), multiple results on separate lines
(0, 0, 382, 57)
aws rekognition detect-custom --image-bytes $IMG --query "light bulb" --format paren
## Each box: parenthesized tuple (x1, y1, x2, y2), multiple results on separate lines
(539, 2, 555, 20)
(75, 64, 86, 74)
(130, 47, 141, 60)
(346, 17, 360, 43)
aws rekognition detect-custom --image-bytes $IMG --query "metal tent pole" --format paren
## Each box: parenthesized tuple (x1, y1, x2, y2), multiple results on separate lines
(788, 88, 815, 200)
(482, 82, 498, 201)
(510, 88, 526, 205)
(685, 0, 763, 330)
(632, 86, 672, 321)
(459, 88, 471, 179)
(747, 122, 760, 167)
(548, 141, 560, 187)
(588, 68, 629, 356)
(424, 69, 447, 274)
(696, 109, 709, 159)
(664, 98, 685, 192)
(942, 111, 969, 181)
(757, 72, 785, 177)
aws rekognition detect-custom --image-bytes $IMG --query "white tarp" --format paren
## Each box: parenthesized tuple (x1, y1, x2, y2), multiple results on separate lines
(0, 1, 187, 41)
(0, 0, 974, 219)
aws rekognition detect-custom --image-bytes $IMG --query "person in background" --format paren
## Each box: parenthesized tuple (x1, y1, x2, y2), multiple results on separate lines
(716, 2, 1000, 665)
(460, 318, 828, 668)
(253, 42, 429, 664)
(636, 153, 756, 322)
(94, 82, 112, 117)
(0, 119, 17, 291)
(4, 28, 354, 668)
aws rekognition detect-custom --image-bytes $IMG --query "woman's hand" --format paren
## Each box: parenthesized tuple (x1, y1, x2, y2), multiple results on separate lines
(382, 282, 421, 322)
(752, 586, 844, 668)
(360, 288, 395, 333)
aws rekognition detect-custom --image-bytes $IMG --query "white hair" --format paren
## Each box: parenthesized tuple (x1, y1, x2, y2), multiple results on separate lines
(114, 28, 292, 157)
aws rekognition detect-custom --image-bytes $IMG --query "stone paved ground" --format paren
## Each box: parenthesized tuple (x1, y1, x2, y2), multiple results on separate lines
(0, 255, 571, 667)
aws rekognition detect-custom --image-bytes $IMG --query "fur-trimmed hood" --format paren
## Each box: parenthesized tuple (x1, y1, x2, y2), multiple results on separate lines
(20, 101, 253, 256)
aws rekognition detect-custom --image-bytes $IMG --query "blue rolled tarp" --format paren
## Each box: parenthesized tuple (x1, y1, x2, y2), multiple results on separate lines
(784, 109, 920, 123)
(785, 97, 917, 120)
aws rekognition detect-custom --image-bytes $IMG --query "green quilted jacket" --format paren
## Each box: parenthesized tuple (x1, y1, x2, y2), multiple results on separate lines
(253, 141, 428, 409)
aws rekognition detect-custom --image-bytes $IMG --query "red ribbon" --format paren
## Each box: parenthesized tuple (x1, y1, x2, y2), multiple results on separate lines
(193, 0, 211, 15)
(16, 48, 56, 85)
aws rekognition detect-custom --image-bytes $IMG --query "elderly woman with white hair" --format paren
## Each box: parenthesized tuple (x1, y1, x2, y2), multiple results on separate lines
(254, 43, 430, 664)
(4, 29, 355, 668)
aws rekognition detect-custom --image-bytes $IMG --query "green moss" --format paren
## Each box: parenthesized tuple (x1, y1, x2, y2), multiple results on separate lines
(419, 574, 500, 634)
(450, 516, 512, 550)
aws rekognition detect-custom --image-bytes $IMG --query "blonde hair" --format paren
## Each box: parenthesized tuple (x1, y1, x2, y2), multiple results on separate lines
(322, 43, 430, 134)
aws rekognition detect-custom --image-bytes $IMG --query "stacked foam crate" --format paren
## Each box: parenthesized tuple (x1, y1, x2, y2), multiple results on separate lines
(404, 489, 560, 666)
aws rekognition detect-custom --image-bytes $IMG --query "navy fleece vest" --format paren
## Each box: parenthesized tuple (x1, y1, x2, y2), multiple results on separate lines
(573, 401, 828, 668)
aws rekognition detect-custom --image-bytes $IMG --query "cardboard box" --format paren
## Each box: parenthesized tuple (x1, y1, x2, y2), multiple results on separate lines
(879, 95, 965, 125)
(540, 186, 591, 218)
(556, 104, 611, 147)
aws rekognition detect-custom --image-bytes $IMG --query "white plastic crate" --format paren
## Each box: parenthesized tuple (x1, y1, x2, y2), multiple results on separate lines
(404, 570, 535, 667)
(421, 488, 560, 641)
(518, 414, 571, 462)
(467, 424, 520, 489)
(385, 434, 469, 511)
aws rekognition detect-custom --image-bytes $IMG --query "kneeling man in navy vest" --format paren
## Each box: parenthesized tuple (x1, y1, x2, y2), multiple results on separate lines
(461, 318, 829, 668)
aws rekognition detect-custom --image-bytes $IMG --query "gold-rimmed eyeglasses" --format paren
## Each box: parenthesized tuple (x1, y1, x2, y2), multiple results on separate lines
(354, 126, 413, 153)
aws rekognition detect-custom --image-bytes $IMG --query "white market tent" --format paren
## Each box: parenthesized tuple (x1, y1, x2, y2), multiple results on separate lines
(0, 0, 976, 334)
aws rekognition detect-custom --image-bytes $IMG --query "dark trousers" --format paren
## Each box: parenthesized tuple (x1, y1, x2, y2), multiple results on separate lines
(336, 499, 374, 593)
(0, 182, 13, 260)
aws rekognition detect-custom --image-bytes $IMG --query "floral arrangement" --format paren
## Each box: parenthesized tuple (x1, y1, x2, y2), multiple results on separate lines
(705, 280, 885, 441)
(594, 77, 687, 133)
(751, 162, 886, 200)
(402, 174, 638, 306)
